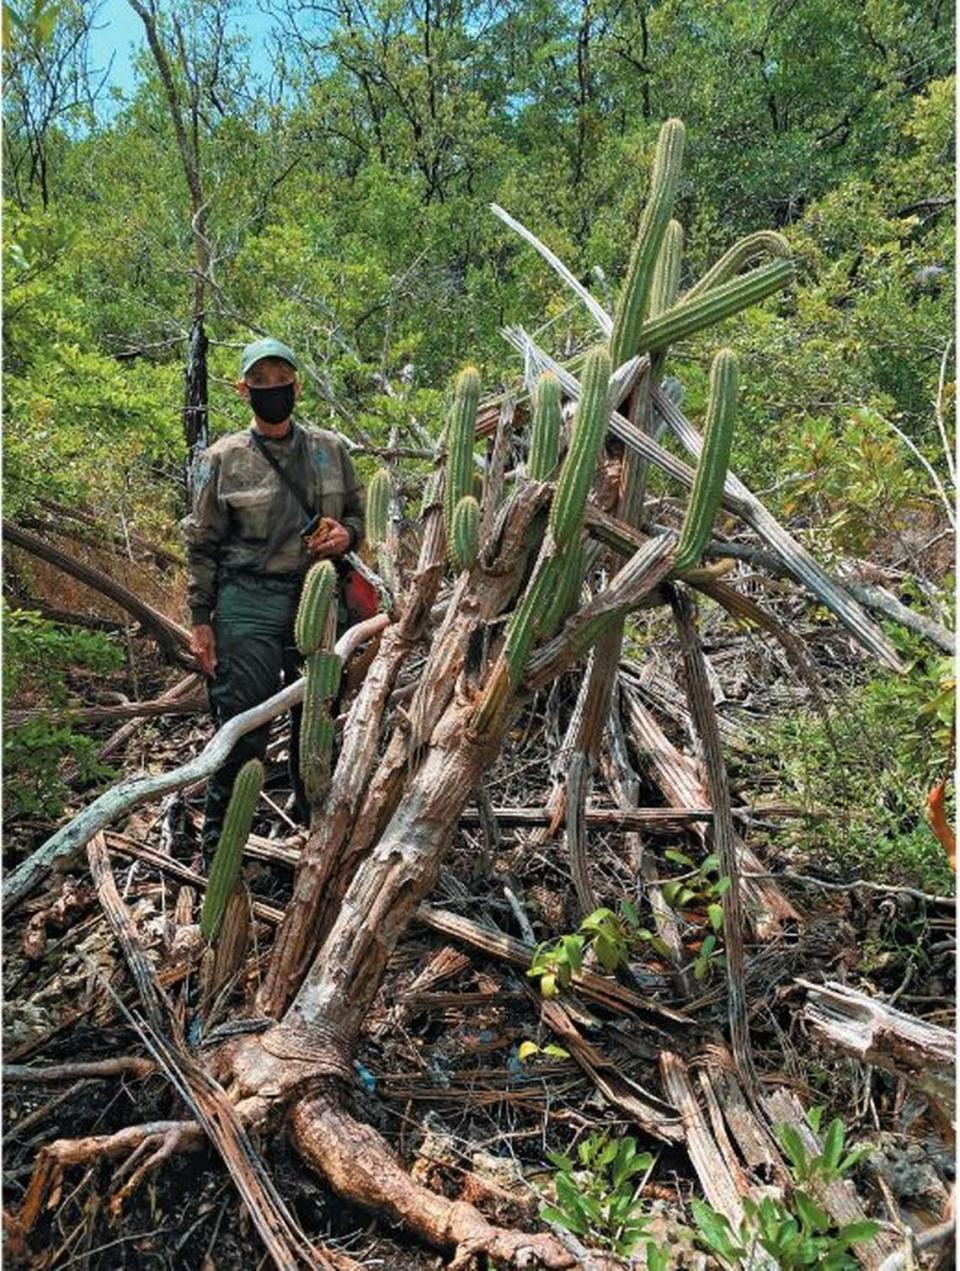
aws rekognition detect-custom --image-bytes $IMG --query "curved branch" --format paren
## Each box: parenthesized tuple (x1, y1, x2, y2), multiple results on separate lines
(2, 615, 389, 912)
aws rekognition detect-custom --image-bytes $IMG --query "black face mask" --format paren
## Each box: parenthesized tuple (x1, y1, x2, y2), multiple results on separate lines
(248, 382, 295, 425)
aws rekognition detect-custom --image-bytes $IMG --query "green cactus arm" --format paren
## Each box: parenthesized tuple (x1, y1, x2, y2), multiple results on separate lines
(548, 345, 613, 548)
(649, 218, 684, 320)
(366, 469, 393, 545)
(299, 650, 341, 807)
(610, 118, 686, 367)
(529, 372, 562, 480)
(674, 349, 739, 572)
(295, 561, 337, 657)
(638, 258, 795, 354)
(443, 365, 481, 540)
(540, 540, 584, 636)
(201, 758, 263, 940)
(450, 494, 480, 570)
(683, 230, 792, 303)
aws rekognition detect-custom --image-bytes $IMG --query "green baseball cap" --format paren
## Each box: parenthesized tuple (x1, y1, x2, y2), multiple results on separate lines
(240, 337, 299, 378)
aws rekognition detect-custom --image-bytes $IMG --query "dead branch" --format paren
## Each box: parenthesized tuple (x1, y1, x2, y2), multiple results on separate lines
(4, 520, 194, 664)
(800, 979, 956, 1118)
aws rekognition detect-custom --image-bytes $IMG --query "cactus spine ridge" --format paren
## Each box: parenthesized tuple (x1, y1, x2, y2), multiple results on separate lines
(529, 372, 562, 480)
(549, 346, 612, 548)
(295, 560, 337, 657)
(201, 758, 263, 940)
(300, 649, 341, 806)
(610, 118, 686, 367)
(639, 258, 795, 354)
(675, 348, 738, 573)
(443, 365, 481, 544)
(541, 540, 584, 635)
(366, 469, 392, 545)
(684, 230, 792, 303)
(649, 219, 684, 320)
(450, 494, 480, 570)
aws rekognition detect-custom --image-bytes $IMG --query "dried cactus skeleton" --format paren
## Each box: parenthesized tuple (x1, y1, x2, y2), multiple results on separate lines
(12, 117, 916, 1269)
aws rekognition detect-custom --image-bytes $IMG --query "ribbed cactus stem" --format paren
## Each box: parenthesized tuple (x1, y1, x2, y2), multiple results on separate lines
(201, 758, 263, 940)
(675, 349, 739, 573)
(300, 649, 341, 806)
(470, 549, 561, 736)
(541, 539, 584, 635)
(649, 219, 684, 320)
(529, 372, 562, 479)
(549, 346, 612, 548)
(443, 365, 481, 543)
(366, 468, 392, 545)
(450, 494, 480, 570)
(294, 560, 337, 657)
(684, 230, 792, 302)
(610, 118, 686, 367)
(639, 259, 795, 354)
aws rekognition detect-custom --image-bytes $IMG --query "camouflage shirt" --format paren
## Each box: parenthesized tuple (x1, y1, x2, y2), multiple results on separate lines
(181, 422, 364, 625)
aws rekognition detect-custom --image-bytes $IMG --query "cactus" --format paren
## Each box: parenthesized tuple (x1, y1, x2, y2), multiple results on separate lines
(684, 230, 791, 303)
(549, 346, 612, 548)
(450, 494, 480, 570)
(366, 468, 392, 545)
(639, 258, 795, 354)
(294, 560, 337, 657)
(541, 540, 584, 635)
(675, 348, 738, 573)
(201, 758, 263, 940)
(649, 219, 684, 320)
(610, 118, 686, 367)
(443, 365, 481, 543)
(529, 372, 561, 479)
(300, 649, 341, 806)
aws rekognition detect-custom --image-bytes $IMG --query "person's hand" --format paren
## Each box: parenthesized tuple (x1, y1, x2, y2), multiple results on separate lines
(305, 517, 351, 558)
(190, 623, 217, 677)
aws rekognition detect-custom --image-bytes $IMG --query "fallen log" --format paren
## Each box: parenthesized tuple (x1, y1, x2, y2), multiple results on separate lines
(98, 673, 204, 762)
(4, 521, 194, 665)
(800, 978, 956, 1119)
(5, 694, 207, 730)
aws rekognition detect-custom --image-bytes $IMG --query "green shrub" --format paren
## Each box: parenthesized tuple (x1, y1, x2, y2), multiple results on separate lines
(740, 626, 955, 891)
(3, 605, 123, 820)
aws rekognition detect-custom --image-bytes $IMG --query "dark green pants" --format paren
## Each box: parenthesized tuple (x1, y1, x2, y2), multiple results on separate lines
(202, 573, 305, 852)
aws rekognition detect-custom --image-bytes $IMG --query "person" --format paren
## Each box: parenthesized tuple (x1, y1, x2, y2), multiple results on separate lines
(181, 337, 364, 855)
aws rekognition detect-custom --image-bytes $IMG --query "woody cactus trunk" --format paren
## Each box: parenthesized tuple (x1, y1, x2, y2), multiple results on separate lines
(222, 117, 810, 1258)
(22, 115, 913, 1269)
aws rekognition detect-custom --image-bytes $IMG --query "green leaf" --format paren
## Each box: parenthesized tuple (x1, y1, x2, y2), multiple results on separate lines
(708, 903, 724, 931)
(836, 1220, 879, 1245)
(821, 1118, 845, 1173)
(539, 1204, 586, 1236)
(794, 1189, 830, 1233)
(665, 848, 696, 867)
(776, 1124, 810, 1177)
(805, 1105, 825, 1136)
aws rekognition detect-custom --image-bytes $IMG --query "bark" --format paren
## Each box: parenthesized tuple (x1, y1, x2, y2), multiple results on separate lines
(800, 978, 956, 1118)
(5, 694, 206, 729)
(290, 1095, 578, 1269)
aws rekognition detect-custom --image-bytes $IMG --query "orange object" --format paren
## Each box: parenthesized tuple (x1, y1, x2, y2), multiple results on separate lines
(926, 777, 956, 870)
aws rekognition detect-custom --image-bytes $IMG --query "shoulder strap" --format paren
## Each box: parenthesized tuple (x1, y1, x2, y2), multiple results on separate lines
(250, 427, 314, 522)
